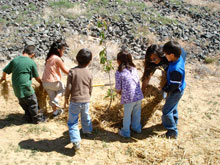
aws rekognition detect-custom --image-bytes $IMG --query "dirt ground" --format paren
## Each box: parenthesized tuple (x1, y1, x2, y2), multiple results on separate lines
(0, 56, 220, 164)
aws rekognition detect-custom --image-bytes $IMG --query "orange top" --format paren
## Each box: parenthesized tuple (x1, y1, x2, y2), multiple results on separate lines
(42, 55, 69, 82)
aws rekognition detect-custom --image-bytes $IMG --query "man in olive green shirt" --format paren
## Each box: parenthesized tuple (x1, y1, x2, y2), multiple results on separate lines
(0, 45, 46, 123)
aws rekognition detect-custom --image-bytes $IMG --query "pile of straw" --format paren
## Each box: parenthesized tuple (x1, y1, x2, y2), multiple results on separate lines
(33, 84, 48, 113)
(141, 84, 163, 127)
(0, 81, 10, 101)
(91, 85, 164, 129)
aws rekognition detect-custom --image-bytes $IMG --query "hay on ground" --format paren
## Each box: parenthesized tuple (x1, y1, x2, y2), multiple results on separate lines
(33, 84, 48, 114)
(90, 84, 164, 129)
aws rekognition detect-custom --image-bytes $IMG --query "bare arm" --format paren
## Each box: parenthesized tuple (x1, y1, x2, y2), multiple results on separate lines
(142, 75, 151, 92)
(34, 76, 42, 85)
(64, 71, 72, 108)
(0, 72, 7, 83)
(57, 59, 69, 75)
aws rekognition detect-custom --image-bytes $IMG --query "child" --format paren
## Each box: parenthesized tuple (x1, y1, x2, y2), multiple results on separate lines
(115, 51, 144, 138)
(64, 48, 93, 150)
(142, 44, 187, 92)
(162, 41, 186, 139)
(42, 39, 69, 117)
(142, 44, 169, 92)
(0, 45, 46, 124)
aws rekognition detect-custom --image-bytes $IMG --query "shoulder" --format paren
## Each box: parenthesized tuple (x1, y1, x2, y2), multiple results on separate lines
(49, 55, 61, 62)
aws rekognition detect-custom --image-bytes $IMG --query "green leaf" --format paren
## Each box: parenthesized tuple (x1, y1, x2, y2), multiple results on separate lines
(100, 32, 105, 40)
(97, 21, 103, 28)
(103, 21, 108, 30)
(100, 57, 106, 64)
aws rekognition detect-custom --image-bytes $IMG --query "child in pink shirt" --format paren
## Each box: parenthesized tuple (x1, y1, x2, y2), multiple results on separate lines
(42, 39, 69, 117)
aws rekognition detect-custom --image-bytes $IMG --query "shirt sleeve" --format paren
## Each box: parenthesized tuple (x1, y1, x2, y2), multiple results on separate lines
(3, 60, 13, 74)
(32, 62, 39, 78)
(163, 71, 182, 93)
(65, 70, 72, 99)
(115, 71, 122, 91)
(89, 74, 93, 96)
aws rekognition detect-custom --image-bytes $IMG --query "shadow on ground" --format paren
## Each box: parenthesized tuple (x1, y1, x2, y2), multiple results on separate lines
(0, 113, 26, 129)
(18, 124, 165, 157)
(19, 131, 76, 157)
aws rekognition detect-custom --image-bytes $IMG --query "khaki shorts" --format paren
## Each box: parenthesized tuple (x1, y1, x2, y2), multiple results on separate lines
(43, 81, 65, 108)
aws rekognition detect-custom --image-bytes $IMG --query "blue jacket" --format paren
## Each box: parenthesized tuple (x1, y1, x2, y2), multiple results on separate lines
(166, 54, 186, 93)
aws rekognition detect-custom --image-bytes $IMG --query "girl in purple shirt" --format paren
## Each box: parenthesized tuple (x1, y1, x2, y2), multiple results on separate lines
(115, 51, 143, 138)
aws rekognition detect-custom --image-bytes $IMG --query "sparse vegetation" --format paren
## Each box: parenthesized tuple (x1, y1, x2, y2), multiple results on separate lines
(48, 0, 75, 9)
(1, 4, 10, 10)
(204, 57, 216, 64)
(169, 0, 183, 6)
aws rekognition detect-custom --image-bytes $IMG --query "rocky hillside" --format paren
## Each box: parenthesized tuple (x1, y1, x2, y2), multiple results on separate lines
(0, 0, 219, 62)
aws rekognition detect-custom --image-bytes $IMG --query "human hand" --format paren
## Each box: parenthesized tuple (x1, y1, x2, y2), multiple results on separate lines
(0, 77, 5, 83)
(64, 98, 69, 109)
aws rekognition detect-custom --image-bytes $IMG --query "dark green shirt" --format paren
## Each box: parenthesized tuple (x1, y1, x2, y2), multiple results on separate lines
(3, 56, 39, 98)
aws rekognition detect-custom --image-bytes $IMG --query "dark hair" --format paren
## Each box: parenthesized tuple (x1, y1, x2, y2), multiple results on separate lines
(45, 39, 67, 63)
(163, 41, 181, 58)
(145, 44, 164, 61)
(76, 48, 92, 66)
(23, 45, 35, 55)
(142, 44, 164, 81)
(117, 51, 135, 72)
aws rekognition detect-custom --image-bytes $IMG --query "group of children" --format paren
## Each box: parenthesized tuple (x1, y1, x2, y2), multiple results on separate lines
(0, 40, 186, 151)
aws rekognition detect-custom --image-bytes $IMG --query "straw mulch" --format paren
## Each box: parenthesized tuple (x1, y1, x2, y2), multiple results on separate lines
(141, 84, 163, 127)
(91, 89, 164, 130)
(34, 84, 48, 114)
(0, 81, 10, 101)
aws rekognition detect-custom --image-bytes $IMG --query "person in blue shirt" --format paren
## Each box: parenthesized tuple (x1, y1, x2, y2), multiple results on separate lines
(141, 44, 186, 92)
(162, 41, 186, 139)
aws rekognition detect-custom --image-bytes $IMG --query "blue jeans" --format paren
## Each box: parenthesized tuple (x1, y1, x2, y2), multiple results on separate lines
(162, 90, 184, 136)
(68, 102, 92, 143)
(120, 100, 142, 137)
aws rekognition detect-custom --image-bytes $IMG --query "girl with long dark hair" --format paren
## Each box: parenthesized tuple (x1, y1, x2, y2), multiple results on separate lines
(42, 39, 69, 117)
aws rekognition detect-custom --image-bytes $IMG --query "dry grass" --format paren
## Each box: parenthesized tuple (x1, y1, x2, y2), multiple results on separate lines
(0, 81, 10, 101)
(184, 0, 220, 12)
(43, 4, 85, 21)
(33, 84, 48, 113)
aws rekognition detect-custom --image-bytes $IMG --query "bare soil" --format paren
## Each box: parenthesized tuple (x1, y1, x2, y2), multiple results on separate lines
(0, 57, 220, 164)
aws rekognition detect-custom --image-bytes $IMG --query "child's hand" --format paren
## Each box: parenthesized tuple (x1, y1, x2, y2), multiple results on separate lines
(64, 98, 69, 109)
(115, 89, 121, 95)
(0, 77, 5, 83)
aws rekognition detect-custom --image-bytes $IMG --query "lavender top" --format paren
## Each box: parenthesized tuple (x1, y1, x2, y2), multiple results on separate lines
(115, 67, 143, 104)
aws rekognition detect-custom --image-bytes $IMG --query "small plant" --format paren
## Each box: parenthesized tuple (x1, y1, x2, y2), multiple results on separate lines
(204, 57, 215, 64)
(26, 125, 50, 134)
(56, 162, 61, 165)
(2, 4, 10, 10)
(28, 3, 37, 11)
(97, 19, 116, 110)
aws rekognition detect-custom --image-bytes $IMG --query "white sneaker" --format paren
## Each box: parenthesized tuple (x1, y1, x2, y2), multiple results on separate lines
(53, 109, 64, 117)
(73, 142, 80, 150)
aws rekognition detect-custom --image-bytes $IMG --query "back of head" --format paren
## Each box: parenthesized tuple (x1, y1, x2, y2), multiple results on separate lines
(163, 41, 181, 58)
(145, 44, 163, 62)
(117, 51, 135, 72)
(46, 39, 68, 62)
(76, 48, 92, 66)
(23, 45, 35, 55)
